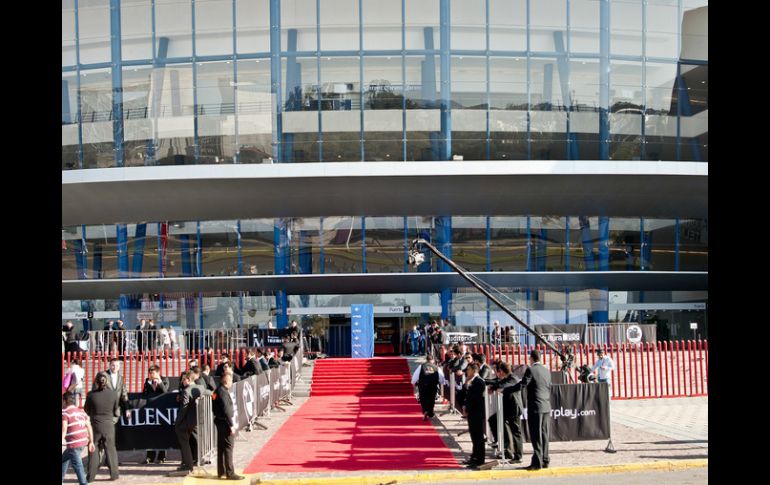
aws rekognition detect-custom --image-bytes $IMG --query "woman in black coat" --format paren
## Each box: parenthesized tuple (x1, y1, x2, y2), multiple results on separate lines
(84, 374, 120, 481)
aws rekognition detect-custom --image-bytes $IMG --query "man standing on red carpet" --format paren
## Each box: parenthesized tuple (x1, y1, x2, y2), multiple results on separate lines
(411, 354, 447, 420)
(462, 363, 488, 468)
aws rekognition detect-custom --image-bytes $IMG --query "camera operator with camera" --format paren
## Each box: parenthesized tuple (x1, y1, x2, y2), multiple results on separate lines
(591, 348, 615, 388)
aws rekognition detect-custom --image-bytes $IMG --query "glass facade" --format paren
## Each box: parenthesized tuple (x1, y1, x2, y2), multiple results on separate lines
(62, 0, 708, 168)
(62, 215, 707, 281)
(62, 1, 708, 332)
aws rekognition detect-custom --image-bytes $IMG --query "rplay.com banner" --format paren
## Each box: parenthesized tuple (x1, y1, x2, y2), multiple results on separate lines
(521, 382, 611, 441)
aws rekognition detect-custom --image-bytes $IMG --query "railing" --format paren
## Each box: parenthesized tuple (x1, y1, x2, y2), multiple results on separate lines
(448, 324, 659, 346)
(81, 328, 302, 355)
(61, 331, 304, 405)
(440, 339, 708, 400)
(195, 395, 217, 468)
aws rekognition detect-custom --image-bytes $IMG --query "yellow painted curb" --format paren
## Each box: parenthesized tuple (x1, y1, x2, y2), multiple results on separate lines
(246, 459, 708, 485)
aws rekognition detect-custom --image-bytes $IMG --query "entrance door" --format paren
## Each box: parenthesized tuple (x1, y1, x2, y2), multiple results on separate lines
(374, 318, 400, 356)
(327, 316, 351, 357)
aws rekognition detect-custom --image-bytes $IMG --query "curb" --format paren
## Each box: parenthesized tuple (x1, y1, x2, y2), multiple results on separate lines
(246, 459, 708, 485)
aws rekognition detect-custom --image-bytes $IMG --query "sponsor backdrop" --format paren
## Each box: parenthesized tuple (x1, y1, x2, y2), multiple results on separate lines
(351, 304, 374, 358)
(521, 383, 611, 441)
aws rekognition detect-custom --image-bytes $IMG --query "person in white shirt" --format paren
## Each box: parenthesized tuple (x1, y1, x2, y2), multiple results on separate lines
(591, 348, 615, 386)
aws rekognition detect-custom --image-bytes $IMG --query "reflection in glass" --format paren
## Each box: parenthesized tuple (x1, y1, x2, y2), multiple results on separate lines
(362, 0, 402, 50)
(320, 0, 359, 51)
(156, 0, 193, 57)
(365, 217, 406, 273)
(236, 0, 270, 54)
(489, 217, 528, 271)
(195, 0, 234, 56)
(453, 217, 487, 272)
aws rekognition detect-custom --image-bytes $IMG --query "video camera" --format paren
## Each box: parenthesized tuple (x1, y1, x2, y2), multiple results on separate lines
(577, 364, 597, 383)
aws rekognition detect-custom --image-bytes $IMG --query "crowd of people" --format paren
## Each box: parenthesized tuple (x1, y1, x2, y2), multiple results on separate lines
(62, 327, 302, 484)
(413, 342, 615, 470)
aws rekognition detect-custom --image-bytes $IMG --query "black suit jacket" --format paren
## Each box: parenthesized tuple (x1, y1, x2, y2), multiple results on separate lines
(512, 363, 551, 413)
(212, 384, 235, 428)
(175, 383, 211, 429)
(491, 374, 524, 417)
(96, 371, 129, 414)
(240, 358, 262, 377)
(464, 375, 487, 420)
(84, 388, 120, 428)
(478, 364, 496, 381)
(142, 376, 169, 397)
(201, 373, 216, 391)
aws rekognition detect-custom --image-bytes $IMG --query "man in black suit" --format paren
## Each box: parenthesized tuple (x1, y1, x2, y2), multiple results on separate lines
(214, 353, 232, 377)
(411, 354, 445, 420)
(95, 358, 130, 422)
(221, 361, 241, 382)
(487, 361, 523, 463)
(462, 363, 488, 468)
(281, 337, 299, 361)
(240, 349, 263, 377)
(200, 364, 217, 391)
(85, 374, 120, 481)
(474, 353, 496, 381)
(174, 370, 212, 474)
(142, 365, 170, 464)
(511, 349, 552, 470)
(212, 373, 245, 480)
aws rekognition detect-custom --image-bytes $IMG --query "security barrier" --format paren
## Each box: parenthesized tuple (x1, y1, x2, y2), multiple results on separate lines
(440, 340, 708, 400)
(196, 394, 217, 468)
(111, 349, 303, 452)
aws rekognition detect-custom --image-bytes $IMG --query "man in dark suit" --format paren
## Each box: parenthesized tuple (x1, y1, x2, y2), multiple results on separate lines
(487, 361, 523, 463)
(85, 374, 120, 481)
(175, 371, 212, 473)
(214, 353, 232, 377)
(95, 358, 130, 422)
(511, 349, 552, 470)
(462, 363, 488, 468)
(474, 353, 496, 381)
(240, 349, 263, 377)
(212, 373, 245, 480)
(142, 365, 170, 464)
(200, 364, 217, 391)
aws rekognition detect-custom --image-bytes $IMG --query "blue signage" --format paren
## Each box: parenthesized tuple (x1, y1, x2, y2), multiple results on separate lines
(351, 304, 374, 358)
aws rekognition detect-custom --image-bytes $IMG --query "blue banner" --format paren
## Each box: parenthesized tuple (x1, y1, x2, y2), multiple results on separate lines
(351, 304, 374, 358)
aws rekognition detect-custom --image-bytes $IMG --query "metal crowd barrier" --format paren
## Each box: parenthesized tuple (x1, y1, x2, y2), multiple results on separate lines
(195, 394, 217, 471)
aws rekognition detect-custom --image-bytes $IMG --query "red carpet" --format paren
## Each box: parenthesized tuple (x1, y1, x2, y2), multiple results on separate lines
(243, 358, 460, 473)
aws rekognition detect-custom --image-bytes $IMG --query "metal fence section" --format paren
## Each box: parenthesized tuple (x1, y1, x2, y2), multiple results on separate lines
(195, 394, 217, 469)
(81, 328, 297, 355)
(447, 324, 657, 346)
(61, 331, 304, 406)
(440, 339, 708, 400)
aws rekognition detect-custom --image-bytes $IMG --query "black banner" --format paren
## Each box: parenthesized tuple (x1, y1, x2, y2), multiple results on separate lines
(533, 324, 587, 345)
(116, 392, 181, 450)
(521, 383, 610, 442)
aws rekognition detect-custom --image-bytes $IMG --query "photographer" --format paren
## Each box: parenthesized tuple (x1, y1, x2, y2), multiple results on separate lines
(559, 344, 576, 383)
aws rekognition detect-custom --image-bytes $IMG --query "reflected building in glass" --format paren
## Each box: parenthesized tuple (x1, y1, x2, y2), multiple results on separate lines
(62, 0, 708, 344)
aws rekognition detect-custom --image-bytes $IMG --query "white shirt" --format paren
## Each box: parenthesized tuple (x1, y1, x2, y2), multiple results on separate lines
(109, 371, 118, 390)
(411, 364, 447, 386)
(591, 356, 615, 381)
(71, 365, 85, 392)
